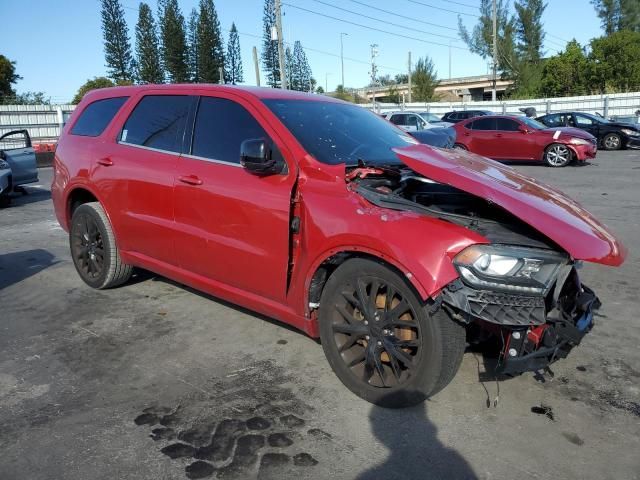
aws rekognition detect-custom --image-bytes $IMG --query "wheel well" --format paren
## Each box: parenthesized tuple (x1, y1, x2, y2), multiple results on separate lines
(308, 251, 421, 307)
(67, 188, 98, 223)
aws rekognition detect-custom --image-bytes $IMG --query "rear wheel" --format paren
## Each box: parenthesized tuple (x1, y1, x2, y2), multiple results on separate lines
(453, 143, 468, 150)
(318, 258, 466, 408)
(70, 202, 132, 289)
(602, 133, 622, 151)
(544, 143, 572, 167)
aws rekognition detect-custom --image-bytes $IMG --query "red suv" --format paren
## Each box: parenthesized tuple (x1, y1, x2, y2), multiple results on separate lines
(52, 85, 626, 407)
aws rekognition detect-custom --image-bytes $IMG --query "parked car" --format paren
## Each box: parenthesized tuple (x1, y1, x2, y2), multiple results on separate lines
(53, 85, 626, 407)
(441, 110, 494, 124)
(609, 114, 640, 125)
(453, 115, 597, 167)
(415, 111, 453, 127)
(0, 129, 39, 207)
(536, 111, 640, 150)
(383, 111, 445, 131)
(410, 126, 456, 148)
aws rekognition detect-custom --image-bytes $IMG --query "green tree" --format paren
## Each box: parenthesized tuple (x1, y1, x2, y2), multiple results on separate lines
(514, 0, 546, 62)
(135, 3, 164, 84)
(72, 77, 115, 104)
(394, 73, 409, 84)
(187, 8, 199, 82)
(589, 30, 640, 92)
(386, 85, 401, 104)
(315, 85, 325, 94)
(458, 0, 517, 75)
(284, 45, 293, 88)
(411, 56, 439, 101)
(619, 0, 640, 31)
(540, 40, 589, 97)
(290, 41, 312, 91)
(261, 0, 280, 87)
(196, 0, 225, 83)
(5, 92, 51, 105)
(592, 0, 640, 33)
(158, 0, 188, 82)
(333, 85, 353, 101)
(100, 0, 134, 83)
(225, 23, 243, 84)
(0, 55, 21, 99)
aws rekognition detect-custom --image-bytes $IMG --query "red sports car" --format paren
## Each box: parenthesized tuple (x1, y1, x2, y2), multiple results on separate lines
(453, 115, 597, 167)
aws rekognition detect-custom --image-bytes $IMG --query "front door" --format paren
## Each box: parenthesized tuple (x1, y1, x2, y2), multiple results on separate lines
(466, 117, 497, 157)
(174, 94, 296, 303)
(0, 130, 38, 185)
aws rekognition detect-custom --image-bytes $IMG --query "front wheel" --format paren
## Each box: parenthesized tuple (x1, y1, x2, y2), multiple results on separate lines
(544, 143, 572, 167)
(318, 258, 466, 408)
(602, 133, 622, 151)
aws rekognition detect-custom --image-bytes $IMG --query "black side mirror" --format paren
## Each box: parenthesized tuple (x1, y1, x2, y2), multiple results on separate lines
(240, 138, 283, 176)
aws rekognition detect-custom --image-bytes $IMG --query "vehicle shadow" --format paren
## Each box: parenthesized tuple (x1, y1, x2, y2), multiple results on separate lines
(358, 392, 478, 480)
(0, 249, 58, 290)
(4, 186, 52, 207)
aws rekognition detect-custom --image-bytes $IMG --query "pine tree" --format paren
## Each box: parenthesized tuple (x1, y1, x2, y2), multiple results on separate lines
(619, 0, 640, 31)
(158, 0, 188, 83)
(135, 2, 164, 84)
(100, 0, 134, 83)
(225, 23, 243, 84)
(514, 0, 546, 62)
(592, 0, 620, 34)
(411, 56, 439, 101)
(284, 46, 294, 88)
(292, 41, 312, 92)
(261, 0, 280, 87)
(187, 8, 199, 82)
(196, 0, 225, 83)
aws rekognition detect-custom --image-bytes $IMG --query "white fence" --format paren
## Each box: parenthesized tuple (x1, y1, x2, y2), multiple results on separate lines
(366, 91, 640, 118)
(0, 104, 76, 143)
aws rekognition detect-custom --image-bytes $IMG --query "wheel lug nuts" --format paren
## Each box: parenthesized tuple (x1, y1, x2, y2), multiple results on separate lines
(365, 335, 370, 340)
(377, 341, 382, 346)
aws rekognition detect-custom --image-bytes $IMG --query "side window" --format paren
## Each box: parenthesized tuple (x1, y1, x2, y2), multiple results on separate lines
(446, 112, 457, 120)
(70, 97, 128, 137)
(406, 115, 419, 127)
(542, 114, 561, 127)
(496, 118, 520, 131)
(390, 114, 405, 125)
(574, 114, 594, 127)
(191, 97, 270, 164)
(120, 95, 191, 153)
(470, 118, 496, 130)
(0, 130, 29, 150)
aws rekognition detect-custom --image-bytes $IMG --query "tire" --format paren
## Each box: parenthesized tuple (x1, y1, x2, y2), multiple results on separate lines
(453, 143, 468, 150)
(602, 133, 622, 151)
(544, 143, 572, 167)
(318, 258, 466, 408)
(69, 202, 132, 289)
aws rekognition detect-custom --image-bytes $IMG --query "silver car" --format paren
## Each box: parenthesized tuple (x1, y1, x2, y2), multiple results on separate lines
(0, 129, 38, 207)
(384, 111, 452, 131)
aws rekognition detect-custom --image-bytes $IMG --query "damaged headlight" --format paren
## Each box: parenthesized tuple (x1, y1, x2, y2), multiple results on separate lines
(454, 244, 568, 295)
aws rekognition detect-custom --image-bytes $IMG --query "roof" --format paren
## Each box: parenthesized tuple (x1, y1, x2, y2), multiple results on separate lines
(81, 84, 344, 104)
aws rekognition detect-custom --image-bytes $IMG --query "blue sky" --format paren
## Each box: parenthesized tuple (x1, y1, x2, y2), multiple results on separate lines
(2, 0, 603, 102)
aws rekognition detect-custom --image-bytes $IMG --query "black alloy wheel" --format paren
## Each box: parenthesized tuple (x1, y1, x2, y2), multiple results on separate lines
(71, 212, 106, 281)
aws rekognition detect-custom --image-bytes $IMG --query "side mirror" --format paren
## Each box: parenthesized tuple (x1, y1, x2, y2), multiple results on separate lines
(240, 138, 282, 176)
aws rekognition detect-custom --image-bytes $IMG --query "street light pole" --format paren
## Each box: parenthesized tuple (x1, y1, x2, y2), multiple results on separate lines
(340, 32, 348, 87)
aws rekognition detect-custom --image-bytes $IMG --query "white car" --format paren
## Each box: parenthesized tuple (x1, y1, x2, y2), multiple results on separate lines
(384, 111, 452, 131)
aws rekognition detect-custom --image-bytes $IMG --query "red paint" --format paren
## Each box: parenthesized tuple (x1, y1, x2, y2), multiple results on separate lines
(453, 115, 597, 162)
(52, 85, 625, 339)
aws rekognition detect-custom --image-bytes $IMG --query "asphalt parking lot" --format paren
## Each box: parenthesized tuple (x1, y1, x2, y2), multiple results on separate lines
(1, 151, 639, 480)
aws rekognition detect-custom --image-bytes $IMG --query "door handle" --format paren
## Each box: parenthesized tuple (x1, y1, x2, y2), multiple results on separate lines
(178, 175, 203, 186)
(495, 133, 503, 137)
(97, 157, 113, 166)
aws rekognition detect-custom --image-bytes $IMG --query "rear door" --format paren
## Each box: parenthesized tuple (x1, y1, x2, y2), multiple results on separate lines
(572, 113, 600, 137)
(389, 114, 413, 131)
(0, 130, 38, 185)
(466, 117, 497, 157)
(173, 93, 296, 303)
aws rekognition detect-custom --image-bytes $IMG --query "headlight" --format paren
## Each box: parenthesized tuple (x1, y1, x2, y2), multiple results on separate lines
(621, 128, 640, 137)
(0, 160, 9, 169)
(454, 245, 568, 295)
(569, 137, 591, 145)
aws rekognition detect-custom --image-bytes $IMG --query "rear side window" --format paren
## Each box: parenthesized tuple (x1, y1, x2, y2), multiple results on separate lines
(120, 95, 191, 153)
(70, 97, 128, 137)
(389, 114, 406, 125)
(496, 118, 520, 131)
(470, 118, 496, 130)
(191, 97, 268, 164)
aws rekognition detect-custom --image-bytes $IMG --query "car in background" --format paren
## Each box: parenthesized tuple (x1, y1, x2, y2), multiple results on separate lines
(0, 129, 39, 207)
(441, 110, 494, 124)
(536, 111, 640, 151)
(453, 115, 597, 167)
(410, 126, 456, 149)
(383, 111, 446, 131)
(415, 111, 453, 127)
(609, 114, 640, 125)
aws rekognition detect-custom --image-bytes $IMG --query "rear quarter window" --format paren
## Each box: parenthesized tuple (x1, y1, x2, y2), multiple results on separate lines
(70, 97, 128, 137)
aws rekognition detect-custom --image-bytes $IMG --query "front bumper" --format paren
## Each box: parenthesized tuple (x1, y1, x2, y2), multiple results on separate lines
(440, 266, 600, 375)
(624, 136, 640, 149)
(572, 142, 597, 161)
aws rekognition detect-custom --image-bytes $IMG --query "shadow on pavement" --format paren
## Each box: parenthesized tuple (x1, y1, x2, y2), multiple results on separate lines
(358, 392, 478, 480)
(0, 249, 58, 290)
(4, 185, 52, 207)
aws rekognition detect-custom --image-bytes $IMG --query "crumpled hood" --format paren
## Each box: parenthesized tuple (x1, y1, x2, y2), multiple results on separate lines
(547, 127, 596, 140)
(393, 144, 626, 266)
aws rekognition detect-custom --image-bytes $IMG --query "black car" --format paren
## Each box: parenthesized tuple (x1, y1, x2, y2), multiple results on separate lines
(536, 111, 640, 151)
(441, 110, 494, 124)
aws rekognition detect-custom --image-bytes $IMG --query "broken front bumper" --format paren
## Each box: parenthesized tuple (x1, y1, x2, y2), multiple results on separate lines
(440, 266, 600, 375)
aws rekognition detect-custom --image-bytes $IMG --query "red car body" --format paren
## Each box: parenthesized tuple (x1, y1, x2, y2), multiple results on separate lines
(453, 115, 598, 164)
(52, 85, 625, 404)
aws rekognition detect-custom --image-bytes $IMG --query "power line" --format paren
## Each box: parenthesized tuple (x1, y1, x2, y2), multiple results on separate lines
(282, 3, 470, 50)
(405, 0, 479, 17)
(346, 0, 459, 32)
(443, 0, 480, 9)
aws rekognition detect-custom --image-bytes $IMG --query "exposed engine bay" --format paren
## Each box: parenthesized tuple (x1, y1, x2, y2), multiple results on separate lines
(347, 165, 601, 375)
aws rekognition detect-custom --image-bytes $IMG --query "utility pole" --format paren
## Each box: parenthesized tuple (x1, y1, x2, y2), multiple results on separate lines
(252, 46, 261, 86)
(274, 0, 287, 89)
(407, 51, 412, 104)
(491, 0, 497, 101)
(219, 67, 224, 84)
(340, 32, 348, 87)
(449, 41, 452, 79)
(325, 72, 332, 92)
(370, 44, 378, 110)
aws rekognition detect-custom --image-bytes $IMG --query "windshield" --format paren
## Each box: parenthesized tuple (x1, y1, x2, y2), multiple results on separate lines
(263, 99, 417, 166)
(418, 112, 441, 123)
(520, 117, 547, 130)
